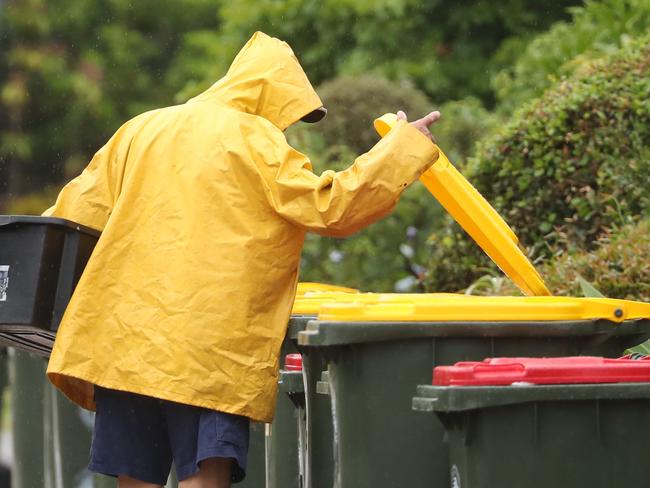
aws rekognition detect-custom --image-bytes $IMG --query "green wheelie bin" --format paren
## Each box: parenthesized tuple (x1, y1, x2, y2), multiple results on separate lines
(266, 287, 362, 488)
(263, 309, 337, 488)
(241, 330, 303, 488)
(266, 354, 305, 488)
(286, 313, 333, 488)
(287, 290, 363, 488)
(9, 349, 118, 488)
(413, 356, 650, 487)
(0, 347, 9, 486)
(299, 296, 650, 488)
(9, 349, 46, 488)
(241, 285, 357, 488)
(0, 216, 116, 487)
(289, 292, 492, 488)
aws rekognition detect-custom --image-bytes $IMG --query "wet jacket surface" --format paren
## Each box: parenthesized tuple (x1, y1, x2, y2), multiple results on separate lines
(45, 31, 438, 422)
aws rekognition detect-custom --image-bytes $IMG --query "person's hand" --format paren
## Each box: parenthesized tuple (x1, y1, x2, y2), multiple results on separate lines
(397, 110, 441, 142)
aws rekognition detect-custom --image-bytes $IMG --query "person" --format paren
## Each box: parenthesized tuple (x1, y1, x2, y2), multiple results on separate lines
(43, 31, 440, 488)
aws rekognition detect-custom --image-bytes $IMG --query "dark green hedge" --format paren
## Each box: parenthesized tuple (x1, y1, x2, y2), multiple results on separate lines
(316, 75, 432, 154)
(425, 34, 650, 292)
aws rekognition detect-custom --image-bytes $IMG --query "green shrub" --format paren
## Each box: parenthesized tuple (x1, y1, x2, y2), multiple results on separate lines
(424, 34, 650, 292)
(433, 97, 499, 166)
(314, 75, 432, 154)
(466, 219, 650, 301)
(475, 35, 650, 251)
(3, 186, 60, 215)
(493, 0, 650, 114)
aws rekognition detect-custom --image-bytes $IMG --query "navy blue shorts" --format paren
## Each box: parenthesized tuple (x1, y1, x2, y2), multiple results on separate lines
(89, 386, 249, 485)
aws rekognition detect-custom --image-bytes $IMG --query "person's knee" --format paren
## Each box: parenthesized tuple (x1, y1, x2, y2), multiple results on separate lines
(117, 475, 164, 488)
(179, 457, 233, 488)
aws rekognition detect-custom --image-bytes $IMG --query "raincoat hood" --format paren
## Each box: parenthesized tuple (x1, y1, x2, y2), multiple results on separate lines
(188, 31, 324, 130)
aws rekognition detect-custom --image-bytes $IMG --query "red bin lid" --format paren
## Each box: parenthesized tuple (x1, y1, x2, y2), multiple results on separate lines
(284, 353, 303, 371)
(433, 356, 650, 386)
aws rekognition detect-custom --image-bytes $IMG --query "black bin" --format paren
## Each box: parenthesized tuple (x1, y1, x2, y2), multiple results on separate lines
(0, 216, 99, 356)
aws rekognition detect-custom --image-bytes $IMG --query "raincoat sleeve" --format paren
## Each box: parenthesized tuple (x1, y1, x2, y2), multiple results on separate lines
(42, 130, 128, 232)
(252, 119, 439, 237)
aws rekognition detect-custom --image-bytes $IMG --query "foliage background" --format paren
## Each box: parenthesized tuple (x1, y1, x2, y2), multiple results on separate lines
(1, 0, 648, 299)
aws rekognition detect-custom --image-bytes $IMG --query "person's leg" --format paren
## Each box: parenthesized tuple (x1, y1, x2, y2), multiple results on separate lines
(90, 386, 173, 486)
(164, 401, 249, 485)
(117, 475, 164, 488)
(178, 458, 232, 488)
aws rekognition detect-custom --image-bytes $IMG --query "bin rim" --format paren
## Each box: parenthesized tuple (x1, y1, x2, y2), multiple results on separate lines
(0, 215, 100, 237)
(298, 317, 650, 347)
(287, 315, 316, 340)
(278, 369, 304, 394)
(413, 382, 650, 413)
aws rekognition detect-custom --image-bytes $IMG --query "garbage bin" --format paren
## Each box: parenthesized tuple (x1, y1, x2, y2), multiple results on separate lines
(9, 349, 118, 488)
(413, 356, 650, 487)
(9, 349, 46, 488)
(43, 379, 117, 488)
(298, 296, 650, 488)
(288, 290, 364, 488)
(0, 216, 99, 356)
(289, 292, 484, 488)
(266, 354, 305, 488)
(0, 347, 8, 485)
(242, 332, 296, 488)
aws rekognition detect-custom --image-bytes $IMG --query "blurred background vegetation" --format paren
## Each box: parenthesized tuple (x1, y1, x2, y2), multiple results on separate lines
(1, 0, 648, 299)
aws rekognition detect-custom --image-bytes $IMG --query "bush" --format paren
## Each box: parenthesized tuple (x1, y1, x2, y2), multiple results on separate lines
(3, 187, 60, 215)
(493, 0, 650, 114)
(424, 34, 650, 292)
(475, 35, 650, 251)
(433, 97, 499, 166)
(466, 219, 650, 301)
(314, 75, 432, 154)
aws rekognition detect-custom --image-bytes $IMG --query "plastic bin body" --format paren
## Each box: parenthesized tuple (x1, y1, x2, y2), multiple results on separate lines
(288, 315, 334, 488)
(299, 319, 650, 488)
(267, 368, 304, 488)
(0, 216, 99, 356)
(242, 335, 301, 488)
(10, 349, 46, 487)
(264, 315, 332, 488)
(262, 339, 300, 488)
(9, 350, 116, 488)
(234, 421, 265, 488)
(414, 381, 650, 487)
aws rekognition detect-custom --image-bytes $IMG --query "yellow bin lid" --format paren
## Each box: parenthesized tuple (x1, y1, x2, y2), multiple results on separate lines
(318, 296, 650, 323)
(296, 282, 359, 297)
(374, 114, 550, 297)
(293, 292, 466, 315)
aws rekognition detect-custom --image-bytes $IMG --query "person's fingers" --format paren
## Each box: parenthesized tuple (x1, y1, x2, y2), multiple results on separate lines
(397, 110, 407, 121)
(420, 111, 441, 126)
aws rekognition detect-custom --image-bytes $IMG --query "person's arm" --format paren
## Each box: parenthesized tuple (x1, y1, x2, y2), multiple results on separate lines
(251, 114, 440, 237)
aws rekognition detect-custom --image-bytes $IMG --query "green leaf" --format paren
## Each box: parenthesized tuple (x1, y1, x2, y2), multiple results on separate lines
(576, 275, 605, 297)
(625, 339, 650, 357)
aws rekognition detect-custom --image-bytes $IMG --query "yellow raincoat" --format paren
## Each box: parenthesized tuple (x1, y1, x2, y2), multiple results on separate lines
(45, 31, 438, 422)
